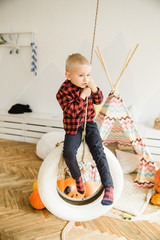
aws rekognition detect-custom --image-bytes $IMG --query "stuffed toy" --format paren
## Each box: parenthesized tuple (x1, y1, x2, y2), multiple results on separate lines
(150, 168, 160, 205)
(155, 168, 160, 193)
(57, 177, 85, 199)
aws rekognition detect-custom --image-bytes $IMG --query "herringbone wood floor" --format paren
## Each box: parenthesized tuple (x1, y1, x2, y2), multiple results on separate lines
(0, 139, 160, 240)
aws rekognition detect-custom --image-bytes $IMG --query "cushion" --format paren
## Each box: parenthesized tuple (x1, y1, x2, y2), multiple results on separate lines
(94, 104, 102, 118)
(36, 130, 65, 159)
(115, 149, 141, 174)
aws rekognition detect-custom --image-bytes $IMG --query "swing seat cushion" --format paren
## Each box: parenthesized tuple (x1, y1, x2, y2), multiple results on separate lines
(36, 130, 65, 160)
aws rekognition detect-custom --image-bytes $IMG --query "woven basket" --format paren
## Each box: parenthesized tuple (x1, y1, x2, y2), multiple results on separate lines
(154, 115, 160, 129)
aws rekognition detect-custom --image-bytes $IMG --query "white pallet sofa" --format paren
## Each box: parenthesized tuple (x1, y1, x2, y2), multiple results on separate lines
(137, 123, 160, 162)
(0, 110, 63, 143)
(0, 110, 160, 163)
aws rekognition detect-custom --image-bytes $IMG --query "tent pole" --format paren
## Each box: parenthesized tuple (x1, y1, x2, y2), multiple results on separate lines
(95, 46, 114, 90)
(114, 49, 131, 90)
(114, 44, 139, 90)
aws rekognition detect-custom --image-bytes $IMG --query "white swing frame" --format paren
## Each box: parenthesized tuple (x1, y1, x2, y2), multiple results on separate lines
(38, 143, 123, 222)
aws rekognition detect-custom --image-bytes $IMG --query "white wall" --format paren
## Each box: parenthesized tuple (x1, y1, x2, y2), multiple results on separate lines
(0, 0, 160, 124)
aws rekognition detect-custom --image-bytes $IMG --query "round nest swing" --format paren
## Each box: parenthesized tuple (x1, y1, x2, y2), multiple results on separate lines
(38, 142, 123, 221)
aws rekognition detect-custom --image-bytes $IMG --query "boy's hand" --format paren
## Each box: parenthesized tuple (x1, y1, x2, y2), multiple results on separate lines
(87, 77, 98, 93)
(80, 87, 91, 100)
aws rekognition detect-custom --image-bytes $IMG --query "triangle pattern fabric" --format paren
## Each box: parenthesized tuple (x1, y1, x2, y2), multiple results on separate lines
(96, 90, 157, 188)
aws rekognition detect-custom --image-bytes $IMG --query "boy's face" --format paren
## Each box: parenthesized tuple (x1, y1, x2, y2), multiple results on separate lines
(65, 64, 92, 88)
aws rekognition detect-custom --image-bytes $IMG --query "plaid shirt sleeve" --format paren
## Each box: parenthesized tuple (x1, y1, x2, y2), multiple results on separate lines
(92, 87, 103, 105)
(56, 84, 86, 118)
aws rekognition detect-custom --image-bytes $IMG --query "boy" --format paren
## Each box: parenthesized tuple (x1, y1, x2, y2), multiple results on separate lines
(56, 53, 113, 205)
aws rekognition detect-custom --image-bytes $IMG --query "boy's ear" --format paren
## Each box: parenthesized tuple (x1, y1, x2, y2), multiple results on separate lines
(65, 72, 71, 80)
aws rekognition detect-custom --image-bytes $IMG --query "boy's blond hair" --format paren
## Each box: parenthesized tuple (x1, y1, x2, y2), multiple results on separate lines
(65, 53, 90, 72)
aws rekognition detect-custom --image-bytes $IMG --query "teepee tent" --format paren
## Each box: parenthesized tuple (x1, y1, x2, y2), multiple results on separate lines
(95, 45, 157, 188)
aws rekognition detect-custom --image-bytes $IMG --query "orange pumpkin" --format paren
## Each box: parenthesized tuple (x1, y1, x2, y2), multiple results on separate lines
(155, 169, 160, 193)
(151, 193, 160, 205)
(29, 190, 45, 209)
(57, 177, 85, 199)
(84, 181, 101, 197)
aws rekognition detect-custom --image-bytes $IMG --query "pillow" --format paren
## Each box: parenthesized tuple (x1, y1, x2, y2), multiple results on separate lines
(36, 130, 65, 160)
(94, 104, 102, 118)
(115, 149, 141, 174)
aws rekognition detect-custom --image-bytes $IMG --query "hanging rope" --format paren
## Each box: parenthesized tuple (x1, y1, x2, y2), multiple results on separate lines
(81, 0, 100, 167)
(57, 0, 100, 178)
(90, 0, 100, 66)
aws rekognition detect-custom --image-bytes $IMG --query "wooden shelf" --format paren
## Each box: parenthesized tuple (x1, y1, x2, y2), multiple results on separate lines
(0, 31, 33, 35)
(0, 44, 31, 47)
(0, 31, 35, 49)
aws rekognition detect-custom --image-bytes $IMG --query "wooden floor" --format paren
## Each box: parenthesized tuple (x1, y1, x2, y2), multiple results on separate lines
(0, 139, 160, 240)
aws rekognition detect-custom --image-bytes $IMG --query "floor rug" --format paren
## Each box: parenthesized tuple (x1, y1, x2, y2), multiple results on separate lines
(113, 173, 156, 216)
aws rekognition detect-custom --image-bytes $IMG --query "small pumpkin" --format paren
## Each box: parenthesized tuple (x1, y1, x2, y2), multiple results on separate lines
(32, 180, 38, 191)
(29, 190, 45, 209)
(155, 169, 160, 193)
(84, 181, 101, 197)
(151, 193, 160, 205)
(57, 177, 85, 199)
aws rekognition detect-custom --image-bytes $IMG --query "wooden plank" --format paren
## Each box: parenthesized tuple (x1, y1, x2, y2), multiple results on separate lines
(24, 124, 55, 132)
(24, 117, 57, 126)
(0, 121, 24, 130)
(24, 137, 39, 144)
(24, 131, 44, 138)
(0, 133, 24, 141)
(0, 115, 24, 123)
(148, 146, 160, 155)
(24, 117, 63, 128)
(145, 138, 160, 148)
(0, 111, 63, 128)
(152, 154, 160, 162)
(0, 127, 24, 136)
(137, 124, 160, 139)
(144, 128, 160, 139)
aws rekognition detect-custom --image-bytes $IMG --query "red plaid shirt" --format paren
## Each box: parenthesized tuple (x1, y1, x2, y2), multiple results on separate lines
(56, 79, 103, 135)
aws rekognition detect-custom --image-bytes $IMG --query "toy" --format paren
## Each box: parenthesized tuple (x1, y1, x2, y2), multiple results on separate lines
(122, 214, 132, 220)
(150, 169, 160, 205)
(151, 193, 160, 205)
(32, 180, 38, 191)
(84, 181, 101, 197)
(155, 169, 160, 193)
(57, 177, 85, 199)
(29, 190, 45, 209)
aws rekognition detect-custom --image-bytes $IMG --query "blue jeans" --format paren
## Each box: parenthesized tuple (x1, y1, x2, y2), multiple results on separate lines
(63, 121, 113, 188)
